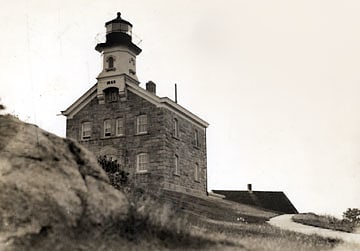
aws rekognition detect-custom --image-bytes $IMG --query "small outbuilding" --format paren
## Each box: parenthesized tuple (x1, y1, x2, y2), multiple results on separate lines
(213, 185, 298, 214)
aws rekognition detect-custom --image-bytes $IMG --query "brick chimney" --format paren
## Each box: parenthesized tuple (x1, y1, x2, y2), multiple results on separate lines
(146, 81, 156, 94)
(247, 184, 252, 193)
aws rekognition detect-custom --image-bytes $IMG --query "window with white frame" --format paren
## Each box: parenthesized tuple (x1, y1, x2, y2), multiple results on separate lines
(136, 153, 148, 172)
(81, 122, 92, 139)
(173, 118, 179, 138)
(104, 119, 111, 137)
(194, 129, 199, 147)
(116, 117, 125, 136)
(194, 163, 200, 181)
(174, 155, 179, 175)
(136, 115, 147, 134)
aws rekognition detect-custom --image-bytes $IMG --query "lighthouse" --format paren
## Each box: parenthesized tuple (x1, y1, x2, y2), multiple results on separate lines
(95, 12, 142, 104)
(62, 12, 209, 197)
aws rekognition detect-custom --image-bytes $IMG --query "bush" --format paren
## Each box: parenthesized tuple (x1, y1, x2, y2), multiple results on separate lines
(343, 208, 360, 224)
(97, 155, 129, 190)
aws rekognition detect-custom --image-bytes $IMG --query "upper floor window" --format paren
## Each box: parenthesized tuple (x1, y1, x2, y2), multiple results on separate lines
(174, 154, 179, 175)
(194, 163, 200, 181)
(194, 129, 199, 147)
(104, 87, 118, 103)
(136, 153, 148, 173)
(173, 118, 179, 138)
(81, 122, 92, 139)
(116, 117, 125, 136)
(136, 115, 147, 134)
(104, 119, 111, 137)
(107, 56, 115, 69)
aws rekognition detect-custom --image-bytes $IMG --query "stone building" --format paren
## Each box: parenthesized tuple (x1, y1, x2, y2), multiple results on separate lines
(62, 13, 209, 196)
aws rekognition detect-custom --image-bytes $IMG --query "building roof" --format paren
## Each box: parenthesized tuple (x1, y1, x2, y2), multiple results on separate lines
(105, 12, 133, 27)
(61, 82, 209, 128)
(212, 190, 298, 214)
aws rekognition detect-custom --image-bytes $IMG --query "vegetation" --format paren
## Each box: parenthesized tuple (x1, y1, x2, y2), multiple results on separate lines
(97, 155, 129, 190)
(113, 192, 340, 251)
(14, 189, 340, 251)
(9, 173, 341, 251)
(343, 208, 360, 224)
(292, 213, 355, 233)
(190, 216, 339, 251)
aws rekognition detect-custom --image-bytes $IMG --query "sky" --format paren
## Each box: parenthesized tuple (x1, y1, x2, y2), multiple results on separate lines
(1, 0, 360, 217)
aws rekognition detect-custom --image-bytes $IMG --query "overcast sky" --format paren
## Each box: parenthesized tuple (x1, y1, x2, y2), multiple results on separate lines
(1, 0, 360, 217)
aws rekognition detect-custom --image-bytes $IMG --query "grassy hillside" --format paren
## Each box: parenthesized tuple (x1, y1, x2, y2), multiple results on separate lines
(7, 187, 341, 251)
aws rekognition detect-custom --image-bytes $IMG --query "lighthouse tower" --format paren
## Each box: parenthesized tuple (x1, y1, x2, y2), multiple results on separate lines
(95, 12, 142, 104)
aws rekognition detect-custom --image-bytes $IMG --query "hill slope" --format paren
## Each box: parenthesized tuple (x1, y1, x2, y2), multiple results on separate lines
(0, 115, 340, 250)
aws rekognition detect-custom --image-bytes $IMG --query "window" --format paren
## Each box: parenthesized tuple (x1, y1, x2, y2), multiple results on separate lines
(107, 56, 114, 69)
(136, 153, 148, 173)
(195, 163, 200, 181)
(136, 115, 147, 134)
(116, 118, 125, 136)
(81, 122, 91, 139)
(174, 155, 179, 175)
(173, 118, 179, 138)
(104, 88, 118, 103)
(104, 119, 111, 137)
(194, 129, 199, 147)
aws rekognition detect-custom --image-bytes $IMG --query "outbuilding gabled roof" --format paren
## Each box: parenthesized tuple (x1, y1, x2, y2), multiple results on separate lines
(61, 82, 209, 128)
(212, 190, 298, 214)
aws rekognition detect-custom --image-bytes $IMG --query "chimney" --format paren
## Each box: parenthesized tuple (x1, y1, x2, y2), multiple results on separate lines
(146, 81, 156, 94)
(247, 184, 252, 193)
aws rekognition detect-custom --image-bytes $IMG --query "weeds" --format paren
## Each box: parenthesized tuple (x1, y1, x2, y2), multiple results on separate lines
(293, 213, 355, 233)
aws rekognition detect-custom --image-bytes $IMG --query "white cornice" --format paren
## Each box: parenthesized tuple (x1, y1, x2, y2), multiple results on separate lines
(61, 84, 97, 119)
(62, 82, 209, 128)
(126, 82, 209, 128)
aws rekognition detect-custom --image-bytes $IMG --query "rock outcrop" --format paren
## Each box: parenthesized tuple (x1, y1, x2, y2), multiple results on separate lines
(0, 115, 129, 247)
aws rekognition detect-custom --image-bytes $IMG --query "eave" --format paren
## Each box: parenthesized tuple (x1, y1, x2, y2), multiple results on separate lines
(61, 84, 97, 119)
(126, 82, 209, 128)
(61, 82, 209, 128)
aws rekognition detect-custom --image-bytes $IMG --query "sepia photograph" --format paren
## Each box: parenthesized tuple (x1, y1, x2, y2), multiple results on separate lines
(1, 1, 360, 250)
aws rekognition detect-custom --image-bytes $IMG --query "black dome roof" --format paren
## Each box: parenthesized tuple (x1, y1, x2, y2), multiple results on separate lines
(105, 12, 132, 27)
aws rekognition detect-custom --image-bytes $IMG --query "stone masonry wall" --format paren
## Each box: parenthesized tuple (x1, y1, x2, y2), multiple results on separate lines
(66, 90, 167, 192)
(162, 109, 207, 196)
(66, 87, 207, 196)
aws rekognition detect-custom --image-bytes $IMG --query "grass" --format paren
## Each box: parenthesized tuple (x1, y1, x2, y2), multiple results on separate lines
(190, 216, 339, 251)
(8, 190, 342, 251)
(158, 189, 277, 223)
(292, 213, 355, 233)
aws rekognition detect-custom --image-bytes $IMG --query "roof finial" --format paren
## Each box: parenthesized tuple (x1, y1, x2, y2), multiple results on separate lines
(117, 12, 121, 19)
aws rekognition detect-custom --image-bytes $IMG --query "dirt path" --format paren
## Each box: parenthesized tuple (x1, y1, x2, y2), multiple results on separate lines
(268, 214, 360, 246)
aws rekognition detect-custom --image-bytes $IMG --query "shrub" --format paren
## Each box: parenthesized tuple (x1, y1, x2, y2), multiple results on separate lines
(97, 155, 129, 190)
(343, 208, 360, 224)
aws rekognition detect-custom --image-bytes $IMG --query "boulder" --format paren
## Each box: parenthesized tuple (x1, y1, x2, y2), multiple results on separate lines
(0, 115, 129, 245)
